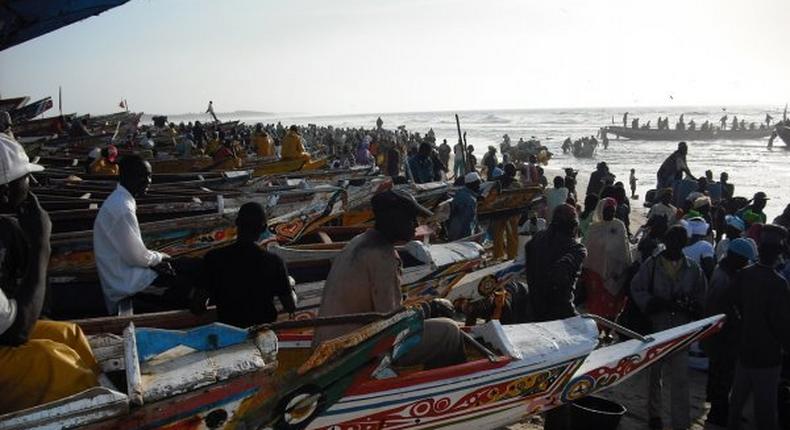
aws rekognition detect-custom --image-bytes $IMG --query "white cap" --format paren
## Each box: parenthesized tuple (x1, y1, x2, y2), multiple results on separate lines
(0, 134, 44, 185)
(464, 171, 482, 184)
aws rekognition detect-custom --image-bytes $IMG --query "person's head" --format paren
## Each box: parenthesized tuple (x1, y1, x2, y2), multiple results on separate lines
(488, 146, 496, 154)
(289, 125, 298, 133)
(255, 123, 263, 132)
(758, 224, 788, 265)
(726, 238, 757, 269)
(0, 137, 44, 212)
(236, 202, 267, 242)
(751, 192, 768, 211)
(371, 190, 433, 243)
(663, 225, 688, 260)
(724, 215, 745, 238)
(550, 204, 579, 236)
(646, 215, 668, 238)
(705, 170, 713, 181)
(119, 155, 152, 197)
(601, 197, 617, 221)
(528, 154, 537, 164)
(464, 171, 482, 192)
(418, 142, 432, 157)
(697, 177, 708, 192)
(553, 176, 564, 189)
(658, 187, 673, 205)
(720, 171, 729, 183)
(630, 168, 635, 174)
(687, 217, 709, 241)
(677, 141, 688, 156)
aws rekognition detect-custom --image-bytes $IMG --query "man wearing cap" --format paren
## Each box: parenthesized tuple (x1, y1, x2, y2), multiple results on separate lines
(727, 224, 790, 430)
(657, 141, 695, 189)
(715, 215, 745, 261)
(703, 238, 755, 426)
(312, 190, 466, 369)
(682, 217, 716, 278)
(631, 225, 706, 430)
(736, 191, 769, 225)
(446, 172, 481, 241)
(0, 133, 101, 413)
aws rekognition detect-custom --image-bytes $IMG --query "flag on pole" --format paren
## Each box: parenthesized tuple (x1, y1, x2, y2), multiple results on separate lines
(119, 99, 127, 110)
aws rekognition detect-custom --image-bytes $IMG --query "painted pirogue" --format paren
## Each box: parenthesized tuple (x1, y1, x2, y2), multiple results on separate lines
(0, 309, 724, 429)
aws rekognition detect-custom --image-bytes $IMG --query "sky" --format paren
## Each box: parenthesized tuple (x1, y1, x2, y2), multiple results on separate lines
(1, 0, 789, 115)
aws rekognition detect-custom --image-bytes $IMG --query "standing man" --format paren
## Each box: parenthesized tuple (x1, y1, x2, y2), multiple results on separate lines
(312, 190, 466, 369)
(622, 112, 629, 128)
(93, 155, 193, 314)
(446, 172, 480, 241)
(703, 239, 755, 427)
(524, 204, 587, 430)
(656, 141, 695, 190)
(206, 101, 219, 123)
(482, 146, 498, 180)
(727, 224, 790, 430)
(195, 202, 295, 327)
(0, 134, 100, 413)
(631, 226, 706, 430)
(736, 191, 769, 225)
(438, 139, 451, 174)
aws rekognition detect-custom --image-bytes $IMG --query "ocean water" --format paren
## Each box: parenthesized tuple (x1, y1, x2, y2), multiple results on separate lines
(195, 106, 790, 219)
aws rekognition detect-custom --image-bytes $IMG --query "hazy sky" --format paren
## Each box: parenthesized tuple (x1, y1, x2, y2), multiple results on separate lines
(1, 0, 788, 115)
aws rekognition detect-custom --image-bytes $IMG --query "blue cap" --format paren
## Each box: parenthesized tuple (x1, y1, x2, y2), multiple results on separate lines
(727, 238, 757, 263)
(725, 214, 745, 232)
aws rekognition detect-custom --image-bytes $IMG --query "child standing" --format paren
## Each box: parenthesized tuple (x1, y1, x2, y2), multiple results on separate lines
(629, 168, 638, 199)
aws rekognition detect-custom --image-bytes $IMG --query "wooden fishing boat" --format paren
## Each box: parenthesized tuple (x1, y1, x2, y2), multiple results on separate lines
(292, 313, 722, 429)
(0, 311, 415, 430)
(253, 158, 329, 176)
(12, 114, 73, 137)
(477, 184, 543, 220)
(776, 124, 790, 146)
(0, 96, 30, 112)
(5, 305, 722, 430)
(9, 97, 53, 122)
(603, 125, 772, 141)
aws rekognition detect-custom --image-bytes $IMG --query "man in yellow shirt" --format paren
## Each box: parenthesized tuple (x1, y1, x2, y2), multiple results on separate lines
(281, 125, 310, 162)
(0, 134, 100, 413)
(253, 123, 274, 157)
(88, 145, 119, 176)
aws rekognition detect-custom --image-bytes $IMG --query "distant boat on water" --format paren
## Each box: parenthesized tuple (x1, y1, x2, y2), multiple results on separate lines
(603, 126, 772, 141)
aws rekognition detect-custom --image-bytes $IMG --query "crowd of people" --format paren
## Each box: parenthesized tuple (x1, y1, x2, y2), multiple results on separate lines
(1, 108, 789, 430)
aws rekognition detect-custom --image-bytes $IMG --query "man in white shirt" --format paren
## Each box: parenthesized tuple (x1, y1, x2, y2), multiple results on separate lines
(93, 155, 189, 314)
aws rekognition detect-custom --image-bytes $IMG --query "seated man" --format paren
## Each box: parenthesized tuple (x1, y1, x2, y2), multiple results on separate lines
(253, 123, 275, 157)
(88, 145, 119, 176)
(281, 125, 311, 162)
(313, 190, 466, 370)
(0, 134, 99, 413)
(195, 202, 296, 328)
(93, 155, 195, 314)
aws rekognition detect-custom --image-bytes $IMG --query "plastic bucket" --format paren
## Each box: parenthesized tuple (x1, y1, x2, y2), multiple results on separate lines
(570, 395, 627, 430)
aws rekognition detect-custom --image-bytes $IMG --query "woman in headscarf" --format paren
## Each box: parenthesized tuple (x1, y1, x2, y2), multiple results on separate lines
(581, 197, 633, 320)
(355, 136, 374, 166)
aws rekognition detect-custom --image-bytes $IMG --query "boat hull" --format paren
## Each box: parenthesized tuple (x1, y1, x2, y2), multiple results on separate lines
(604, 126, 771, 141)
